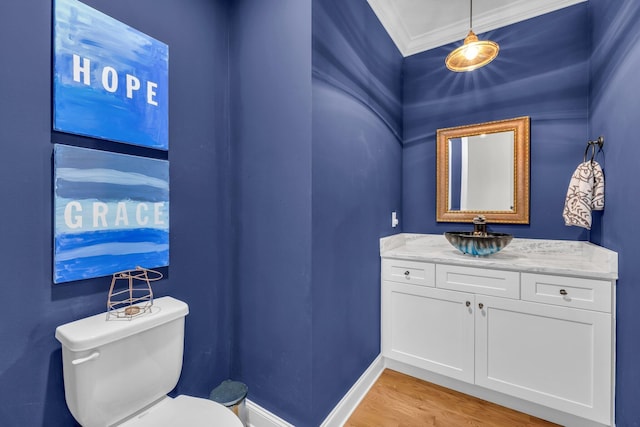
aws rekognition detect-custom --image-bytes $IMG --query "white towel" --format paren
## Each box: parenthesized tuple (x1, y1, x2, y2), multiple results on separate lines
(563, 161, 605, 229)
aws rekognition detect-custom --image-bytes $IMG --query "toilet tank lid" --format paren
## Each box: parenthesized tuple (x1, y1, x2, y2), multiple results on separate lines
(55, 296, 189, 352)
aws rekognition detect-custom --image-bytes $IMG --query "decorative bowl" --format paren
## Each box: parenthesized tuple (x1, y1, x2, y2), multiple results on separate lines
(444, 231, 513, 256)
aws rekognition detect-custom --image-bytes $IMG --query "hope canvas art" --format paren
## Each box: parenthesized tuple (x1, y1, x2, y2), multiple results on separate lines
(53, 0, 169, 150)
(54, 144, 169, 283)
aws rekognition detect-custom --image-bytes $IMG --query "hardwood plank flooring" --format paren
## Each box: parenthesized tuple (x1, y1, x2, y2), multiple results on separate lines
(345, 369, 561, 427)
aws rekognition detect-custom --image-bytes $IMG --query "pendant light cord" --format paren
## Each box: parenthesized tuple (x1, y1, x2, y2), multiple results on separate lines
(470, 0, 473, 30)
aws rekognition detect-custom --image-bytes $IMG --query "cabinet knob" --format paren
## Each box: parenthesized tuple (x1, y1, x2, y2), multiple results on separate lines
(404, 271, 410, 277)
(559, 289, 568, 296)
(466, 301, 471, 307)
(478, 303, 484, 309)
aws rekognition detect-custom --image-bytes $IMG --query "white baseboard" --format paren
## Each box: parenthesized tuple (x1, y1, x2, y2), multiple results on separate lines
(244, 399, 294, 427)
(320, 355, 385, 427)
(244, 355, 384, 427)
(245, 399, 294, 427)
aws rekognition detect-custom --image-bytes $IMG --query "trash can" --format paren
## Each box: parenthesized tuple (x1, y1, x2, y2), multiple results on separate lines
(209, 380, 248, 426)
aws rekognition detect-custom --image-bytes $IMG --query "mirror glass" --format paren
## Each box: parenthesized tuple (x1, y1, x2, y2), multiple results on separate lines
(447, 132, 514, 211)
(436, 117, 530, 224)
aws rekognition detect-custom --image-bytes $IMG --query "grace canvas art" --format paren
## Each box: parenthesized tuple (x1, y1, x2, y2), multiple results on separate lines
(53, 0, 169, 150)
(54, 144, 169, 283)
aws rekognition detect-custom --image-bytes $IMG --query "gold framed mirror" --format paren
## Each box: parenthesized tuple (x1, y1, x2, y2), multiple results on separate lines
(436, 116, 530, 224)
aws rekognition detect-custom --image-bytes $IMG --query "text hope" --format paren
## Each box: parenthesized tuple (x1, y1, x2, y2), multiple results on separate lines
(72, 54, 159, 106)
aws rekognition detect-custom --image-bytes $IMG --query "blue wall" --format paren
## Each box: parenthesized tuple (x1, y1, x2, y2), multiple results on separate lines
(0, 0, 232, 424)
(229, 0, 314, 425)
(312, 0, 402, 423)
(403, 5, 591, 240)
(590, 0, 640, 425)
(229, 0, 402, 424)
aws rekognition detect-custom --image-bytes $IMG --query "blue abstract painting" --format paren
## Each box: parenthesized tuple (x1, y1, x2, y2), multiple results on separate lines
(53, 0, 169, 150)
(54, 144, 169, 284)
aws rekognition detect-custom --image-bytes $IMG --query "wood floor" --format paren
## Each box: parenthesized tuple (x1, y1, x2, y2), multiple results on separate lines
(345, 369, 561, 427)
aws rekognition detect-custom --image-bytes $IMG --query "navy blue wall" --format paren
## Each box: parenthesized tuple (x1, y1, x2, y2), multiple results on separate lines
(229, 0, 314, 425)
(403, 4, 591, 239)
(312, 0, 402, 423)
(0, 0, 232, 424)
(229, 0, 402, 424)
(590, 0, 640, 425)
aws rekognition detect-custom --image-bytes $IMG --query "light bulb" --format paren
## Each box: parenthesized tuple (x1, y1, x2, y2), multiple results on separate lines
(464, 45, 479, 60)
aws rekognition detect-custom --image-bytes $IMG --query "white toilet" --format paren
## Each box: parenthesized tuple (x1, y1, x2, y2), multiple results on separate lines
(55, 296, 243, 427)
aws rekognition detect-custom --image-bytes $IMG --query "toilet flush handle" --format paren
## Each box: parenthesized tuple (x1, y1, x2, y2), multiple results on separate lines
(72, 351, 100, 365)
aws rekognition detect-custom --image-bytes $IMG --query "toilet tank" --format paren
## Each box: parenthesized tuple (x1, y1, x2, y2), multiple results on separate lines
(55, 296, 189, 427)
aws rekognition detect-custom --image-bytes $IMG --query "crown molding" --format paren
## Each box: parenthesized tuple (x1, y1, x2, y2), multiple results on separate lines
(367, 0, 588, 57)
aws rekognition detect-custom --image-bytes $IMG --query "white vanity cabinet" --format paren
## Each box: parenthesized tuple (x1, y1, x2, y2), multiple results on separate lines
(380, 234, 617, 427)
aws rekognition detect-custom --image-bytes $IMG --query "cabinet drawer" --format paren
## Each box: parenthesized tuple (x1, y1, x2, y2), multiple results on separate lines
(521, 273, 612, 313)
(382, 259, 434, 287)
(436, 265, 520, 299)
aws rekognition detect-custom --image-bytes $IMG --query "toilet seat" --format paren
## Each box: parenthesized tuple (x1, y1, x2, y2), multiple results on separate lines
(118, 395, 243, 427)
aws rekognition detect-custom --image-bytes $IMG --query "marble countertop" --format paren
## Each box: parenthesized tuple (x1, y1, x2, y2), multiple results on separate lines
(380, 233, 618, 280)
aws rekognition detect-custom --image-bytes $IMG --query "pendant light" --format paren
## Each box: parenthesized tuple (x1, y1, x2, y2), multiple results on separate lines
(445, 0, 499, 72)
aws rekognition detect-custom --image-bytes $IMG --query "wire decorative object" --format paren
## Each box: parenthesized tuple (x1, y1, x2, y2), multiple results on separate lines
(107, 266, 163, 320)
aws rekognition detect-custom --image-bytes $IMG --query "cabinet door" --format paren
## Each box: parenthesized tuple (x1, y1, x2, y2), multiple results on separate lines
(382, 281, 474, 383)
(475, 296, 612, 425)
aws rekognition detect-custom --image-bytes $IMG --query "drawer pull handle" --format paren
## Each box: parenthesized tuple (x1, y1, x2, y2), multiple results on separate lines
(478, 303, 484, 309)
(559, 289, 568, 296)
(466, 301, 471, 307)
(404, 271, 410, 277)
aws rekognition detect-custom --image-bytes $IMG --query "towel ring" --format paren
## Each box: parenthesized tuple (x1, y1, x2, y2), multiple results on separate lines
(583, 136, 604, 165)
(584, 143, 596, 164)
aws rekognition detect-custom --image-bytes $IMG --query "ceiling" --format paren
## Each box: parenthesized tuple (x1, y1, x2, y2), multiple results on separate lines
(366, 0, 587, 57)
